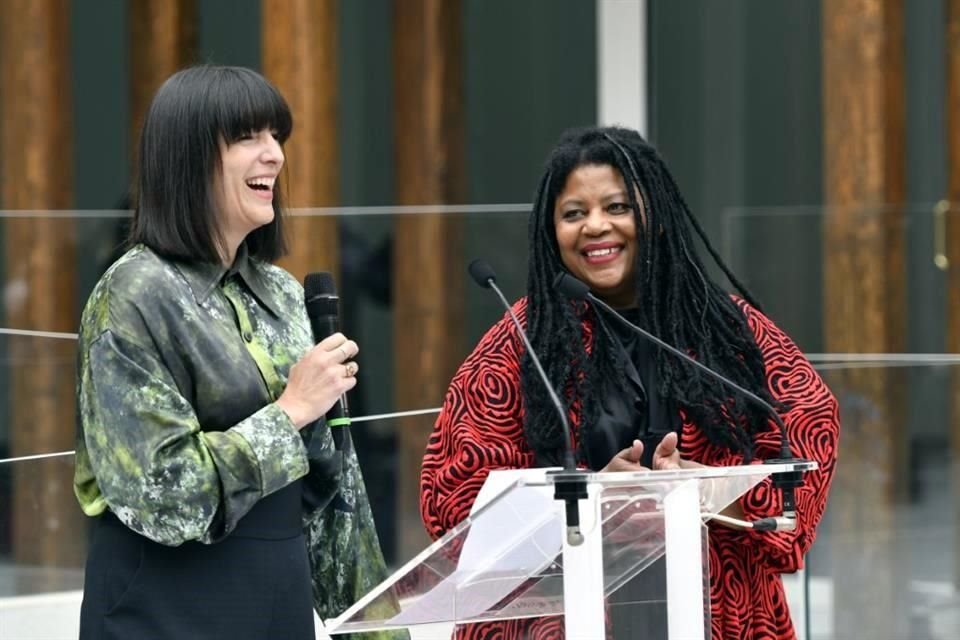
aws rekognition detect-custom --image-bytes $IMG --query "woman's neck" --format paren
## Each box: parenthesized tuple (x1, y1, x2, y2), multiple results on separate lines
(219, 237, 242, 267)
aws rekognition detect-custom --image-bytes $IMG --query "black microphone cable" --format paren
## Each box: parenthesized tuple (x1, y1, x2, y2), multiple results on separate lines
(469, 259, 588, 545)
(554, 271, 806, 532)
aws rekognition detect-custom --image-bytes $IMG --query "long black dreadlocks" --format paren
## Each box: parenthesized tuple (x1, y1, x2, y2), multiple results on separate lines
(521, 126, 778, 467)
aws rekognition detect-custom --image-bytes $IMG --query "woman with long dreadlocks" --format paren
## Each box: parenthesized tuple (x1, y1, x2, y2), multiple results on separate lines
(419, 126, 838, 639)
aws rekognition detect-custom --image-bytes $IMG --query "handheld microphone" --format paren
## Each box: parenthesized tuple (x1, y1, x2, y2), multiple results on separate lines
(304, 272, 350, 451)
(468, 259, 587, 545)
(553, 272, 804, 532)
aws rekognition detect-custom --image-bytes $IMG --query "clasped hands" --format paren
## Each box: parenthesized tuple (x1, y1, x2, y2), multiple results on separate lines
(601, 432, 699, 473)
(601, 432, 748, 528)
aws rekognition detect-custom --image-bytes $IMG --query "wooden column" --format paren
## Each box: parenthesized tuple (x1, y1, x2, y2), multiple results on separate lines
(262, 0, 339, 282)
(822, 0, 907, 636)
(947, 0, 960, 591)
(129, 0, 197, 163)
(0, 0, 83, 574)
(393, 0, 466, 561)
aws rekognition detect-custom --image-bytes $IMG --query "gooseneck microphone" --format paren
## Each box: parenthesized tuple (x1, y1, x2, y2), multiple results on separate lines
(553, 272, 804, 532)
(468, 259, 588, 545)
(304, 272, 350, 451)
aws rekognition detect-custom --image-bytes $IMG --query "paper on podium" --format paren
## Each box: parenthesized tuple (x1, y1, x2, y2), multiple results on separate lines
(461, 467, 561, 569)
(470, 468, 559, 512)
(387, 468, 564, 626)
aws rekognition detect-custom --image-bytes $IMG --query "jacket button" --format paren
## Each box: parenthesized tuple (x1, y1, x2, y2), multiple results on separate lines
(243, 331, 253, 342)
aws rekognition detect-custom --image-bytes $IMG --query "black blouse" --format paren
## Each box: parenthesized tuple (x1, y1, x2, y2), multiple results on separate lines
(583, 307, 679, 470)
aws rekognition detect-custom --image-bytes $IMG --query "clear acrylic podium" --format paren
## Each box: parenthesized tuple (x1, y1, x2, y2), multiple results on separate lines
(324, 462, 816, 639)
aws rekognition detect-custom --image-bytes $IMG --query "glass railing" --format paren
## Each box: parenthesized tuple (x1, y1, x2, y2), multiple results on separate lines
(4, 361, 957, 639)
(804, 359, 960, 640)
(720, 202, 960, 640)
(0, 207, 958, 639)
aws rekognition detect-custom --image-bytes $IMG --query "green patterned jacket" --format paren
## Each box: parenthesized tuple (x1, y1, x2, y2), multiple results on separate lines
(73, 243, 398, 630)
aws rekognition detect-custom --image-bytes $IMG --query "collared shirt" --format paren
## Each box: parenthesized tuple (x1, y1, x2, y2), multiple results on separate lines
(73, 243, 316, 545)
(584, 307, 679, 470)
(73, 243, 399, 628)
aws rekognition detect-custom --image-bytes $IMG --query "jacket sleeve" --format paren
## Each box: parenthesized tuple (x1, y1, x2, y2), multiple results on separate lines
(419, 300, 536, 540)
(718, 301, 840, 572)
(79, 327, 309, 546)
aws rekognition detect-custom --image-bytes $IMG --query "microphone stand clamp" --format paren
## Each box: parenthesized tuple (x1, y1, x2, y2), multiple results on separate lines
(549, 468, 589, 546)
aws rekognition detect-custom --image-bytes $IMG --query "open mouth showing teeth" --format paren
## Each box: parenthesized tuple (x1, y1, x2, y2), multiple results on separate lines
(246, 178, 275, 191)
(584, 247, 621, 257)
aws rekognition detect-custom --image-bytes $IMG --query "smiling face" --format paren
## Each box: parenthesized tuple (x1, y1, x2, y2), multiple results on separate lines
(212, 128, 284, 263)
(553, 164, 639, 308)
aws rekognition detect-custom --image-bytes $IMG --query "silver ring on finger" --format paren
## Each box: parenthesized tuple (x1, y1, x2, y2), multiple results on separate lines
(337, 346, 348, 361)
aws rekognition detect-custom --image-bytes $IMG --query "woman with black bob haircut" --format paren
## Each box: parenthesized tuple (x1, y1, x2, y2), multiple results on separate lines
(74, 66, 395, 639)
(130, 65, 291, 263)
(421, 126, 839, 639)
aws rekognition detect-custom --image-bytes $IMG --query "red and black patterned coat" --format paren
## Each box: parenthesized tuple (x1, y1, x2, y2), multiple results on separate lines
(420, 297, 839, 639)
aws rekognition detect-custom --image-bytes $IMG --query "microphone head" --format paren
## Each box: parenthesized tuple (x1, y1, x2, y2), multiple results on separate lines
(304, 272, 337, 299)
(553, 272, 590, 300)
(468, 259, 497, 289)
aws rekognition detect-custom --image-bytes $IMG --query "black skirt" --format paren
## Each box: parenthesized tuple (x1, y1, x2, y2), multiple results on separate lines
(79, 483, 314, 640)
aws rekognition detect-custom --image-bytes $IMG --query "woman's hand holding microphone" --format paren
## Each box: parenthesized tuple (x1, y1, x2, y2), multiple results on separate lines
(276, 332, 359, 430)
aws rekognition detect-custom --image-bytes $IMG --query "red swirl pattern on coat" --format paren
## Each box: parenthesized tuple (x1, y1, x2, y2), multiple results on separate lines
(420, 297, 839, 639)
